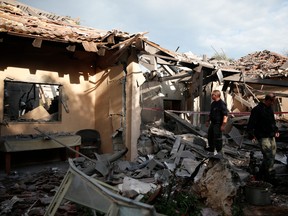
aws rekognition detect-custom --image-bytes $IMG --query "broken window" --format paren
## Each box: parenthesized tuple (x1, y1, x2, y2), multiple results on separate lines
(3, 80, 62, 122)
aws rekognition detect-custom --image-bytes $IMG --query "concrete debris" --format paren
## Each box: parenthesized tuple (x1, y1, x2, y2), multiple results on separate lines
(193, 158, 241, 216)
(119, 177, 157, 194)
(0, 195, 22, 214)
(56, 121, 287, 215)
(57, 123, 287, 214)
(1, 120, 288, 215)
(233, 50, 288, 78)
(0, 167, 72, 215)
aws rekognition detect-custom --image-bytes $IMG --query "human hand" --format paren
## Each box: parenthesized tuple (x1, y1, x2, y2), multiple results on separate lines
(220, 125, 226, 132)
(275, 132, 280, 138)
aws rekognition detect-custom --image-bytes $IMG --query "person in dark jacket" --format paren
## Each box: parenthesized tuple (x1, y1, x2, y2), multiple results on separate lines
(247, 93, 279, 182)
(205, 90, 228, 155)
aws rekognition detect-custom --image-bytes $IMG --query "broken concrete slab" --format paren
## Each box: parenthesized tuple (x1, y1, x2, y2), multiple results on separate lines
(193, 159, 241, 215)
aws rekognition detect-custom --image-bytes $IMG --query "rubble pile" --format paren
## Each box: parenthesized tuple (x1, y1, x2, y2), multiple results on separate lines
(69, 125, 245, 215)
(1, 122, 288, 215)
(62, 124, 288, 215)
(193, 159, 240, 215)
(234, 50, 288, 78)
(0, 167, 76, 215)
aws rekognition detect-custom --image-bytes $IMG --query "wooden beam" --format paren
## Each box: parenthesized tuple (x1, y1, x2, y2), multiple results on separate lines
(224, 73, 288, 87)
(159, 71, 192, 82)
(164, 111, 207, 137)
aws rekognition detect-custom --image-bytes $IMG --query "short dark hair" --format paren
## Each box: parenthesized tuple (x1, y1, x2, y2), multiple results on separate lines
(265, 93, 276, 101)
(212, 90, 221, 97)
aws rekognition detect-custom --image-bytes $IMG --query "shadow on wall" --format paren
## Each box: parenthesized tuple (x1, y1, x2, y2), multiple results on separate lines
(0, 37, 96, 84)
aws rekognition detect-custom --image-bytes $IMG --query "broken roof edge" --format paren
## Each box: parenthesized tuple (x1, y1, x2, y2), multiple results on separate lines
(1, 0, 79, 24)
(0, 0, 241, 75)
(142, 39, 217, 71)
(0, 0, 142, 47)
(223, 73, 288, 88)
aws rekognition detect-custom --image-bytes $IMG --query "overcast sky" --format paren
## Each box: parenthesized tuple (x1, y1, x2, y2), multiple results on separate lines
(18, 0, 288, 59)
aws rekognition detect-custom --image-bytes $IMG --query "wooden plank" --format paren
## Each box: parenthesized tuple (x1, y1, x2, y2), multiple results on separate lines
(171, 136, 181, 155)
(162, 65, 176, 76)
(224, 73, 288, 87)
(233, 94, 256, 108)
(165, 111, 207, 137)
(174, 144, 185, 165)
(160, 71, 192, 82)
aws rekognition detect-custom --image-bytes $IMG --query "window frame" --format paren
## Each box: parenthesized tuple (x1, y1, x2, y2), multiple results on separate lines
(3, 80, 62, 123)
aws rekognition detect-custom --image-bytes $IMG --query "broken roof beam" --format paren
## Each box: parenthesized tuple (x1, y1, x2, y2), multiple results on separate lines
(103, 33, 145, 66)
(110, 32, 147, 50)
(143, 39, 177, 57)
(224, 73, 288, 87)
(159, 70, 193, 82)
(164, 111, 207, 137)
(156, 57, 177, 66)
(161, 65, 176, 76)
(250, 89, 288, 98)
(148, 53, 179, 63)
(81, 41, 98, 52)
(139, 54, 157, 71)
(233, 94, 256, 109)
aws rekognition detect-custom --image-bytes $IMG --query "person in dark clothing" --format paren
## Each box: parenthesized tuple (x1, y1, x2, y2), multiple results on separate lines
(205, 90, 228, 155)
(247, 93, 279, 182)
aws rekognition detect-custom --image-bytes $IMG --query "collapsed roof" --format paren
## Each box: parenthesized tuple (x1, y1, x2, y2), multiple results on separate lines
(0, 0, 144, 54)
(224, 50, 288, 93)
(0, 0, 239, 82)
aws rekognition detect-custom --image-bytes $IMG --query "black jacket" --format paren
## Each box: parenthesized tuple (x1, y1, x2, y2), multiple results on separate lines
(247, 102, 278, 139)
(209, 99, 228, 124)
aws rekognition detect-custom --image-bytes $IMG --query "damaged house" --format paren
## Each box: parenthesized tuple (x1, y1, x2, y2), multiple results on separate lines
(0, 0, 236, 173)
(1, 0, 288, 215)
(0, 0, 149, 173)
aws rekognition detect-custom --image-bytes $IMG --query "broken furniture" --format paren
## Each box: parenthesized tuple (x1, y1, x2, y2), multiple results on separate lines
(76, 129, 101, 157)
(45, 158, 160, 216)
(0, 134, 81, 174)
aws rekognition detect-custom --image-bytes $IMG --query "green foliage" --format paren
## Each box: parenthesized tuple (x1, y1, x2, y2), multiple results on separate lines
(148, 170, 202, 216)
(153, 189, 202, 216)
(231, 190, 244, 216)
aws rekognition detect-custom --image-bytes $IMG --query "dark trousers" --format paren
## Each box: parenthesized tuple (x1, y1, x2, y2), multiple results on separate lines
(207, 123, 223, 152)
